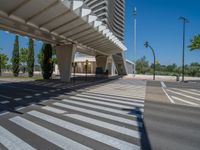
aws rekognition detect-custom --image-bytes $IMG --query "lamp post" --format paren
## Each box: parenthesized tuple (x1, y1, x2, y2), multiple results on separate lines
(179, 16, 189, 82)
(0, 48, 2, 77)
(85, 60, 88, 81)
(72, 62, 77, 83)
(133, 7, 137, 75)
(144, 41, 156, 80)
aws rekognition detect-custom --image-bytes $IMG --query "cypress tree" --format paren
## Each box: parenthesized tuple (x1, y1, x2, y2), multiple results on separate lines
(12, 35, 20, 77)
(27, 38, 34, 77)
(41, 43, 54, 79)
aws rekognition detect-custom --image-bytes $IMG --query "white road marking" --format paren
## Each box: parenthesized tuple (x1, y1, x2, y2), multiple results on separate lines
(172, 88, 200, 96)
(54, 102, 142, 127)
(0, 111, 9, 116)
(0, 125, 36, 150)
(84, 92, 145, 102)
(14, 98, 22, 101)
(24, 96, 32, 99)
(69, 96, 142, 110)
(16, 106, 25, 111)
(171, 96, 199, 106)
(76, 94, 144, 107)
(61, 99, 141, 117)
(66, 114, 141, 138)
(42, 106, 67, 114)
(161, 81, 166, 88)
(0, 84, 37, 92)
(34, 93, 41, 96)
(162, 88, 175, 104)
(0, 95, 11, 99)
(28, 111, 140, 150)
(167, 89, 200, 102)
(10, 116, 92, 150)
(0, 101, 10, 104)
(43, 92, 49, 94)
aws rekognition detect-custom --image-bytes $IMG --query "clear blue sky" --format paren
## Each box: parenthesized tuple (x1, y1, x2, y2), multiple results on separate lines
(124, 0, 200, 65)
(0, 0, 200, 65)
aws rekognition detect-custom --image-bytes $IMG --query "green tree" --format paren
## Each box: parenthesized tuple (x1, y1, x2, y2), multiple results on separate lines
(41, 43, 54, 79)
(19, 48, 28, 73)
(189, 34, 200, 51)
(27, 38, 34, 77)
(12, 35, 20, 77)
(0, 53, 9, 68)
(136, 56, 149, 74)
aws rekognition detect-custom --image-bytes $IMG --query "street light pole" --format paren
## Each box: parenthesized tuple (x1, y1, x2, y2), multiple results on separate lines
(0, 48, 2, 77)
(144, 41, 156, 80)
(179, 16, 189, 82)
(133, 7, 137, 75)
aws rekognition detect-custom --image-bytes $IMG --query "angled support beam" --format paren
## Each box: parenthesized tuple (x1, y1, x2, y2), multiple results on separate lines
(38, 10, 70, 28)
(26, 0, 60, 22)
(8, 0, 31, 16)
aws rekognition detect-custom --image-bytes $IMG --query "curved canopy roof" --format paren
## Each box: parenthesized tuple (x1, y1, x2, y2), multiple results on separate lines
(0, 0, 127, 55)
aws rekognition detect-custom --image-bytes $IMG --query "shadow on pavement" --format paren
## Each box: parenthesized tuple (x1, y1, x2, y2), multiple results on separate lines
(0, 76, 119, 114)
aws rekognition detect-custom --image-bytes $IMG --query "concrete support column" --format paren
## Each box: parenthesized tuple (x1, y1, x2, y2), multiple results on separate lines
(56, 44, 76, 82)
(95, 55, 108, 71)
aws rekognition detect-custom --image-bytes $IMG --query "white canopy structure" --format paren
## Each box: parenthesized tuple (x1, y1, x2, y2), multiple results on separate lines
(0, 0, 127, 81)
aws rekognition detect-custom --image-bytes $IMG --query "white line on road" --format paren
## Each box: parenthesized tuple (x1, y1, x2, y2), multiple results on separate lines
(84, 92, 145, 102)
(0, 95, 11, 99)
(0, 101, 10, 104)
(161, 81, 166, 88)
(171, 96, 199, 106)
(53, 102, 142, 127)
(76, 94, 144, 107)
(167, 89, 200, 102)
(172, 88, 200, 96)
(65, 114, 141, 139)
(69, 96, 142, 110)
(162, 88, 175, 104)
(28, 111, 140, 150)
(61, 99, 141, 117)
(10, 116, 92, 150)
(42, 106, 67, 114)
(0, 125, 36, 150)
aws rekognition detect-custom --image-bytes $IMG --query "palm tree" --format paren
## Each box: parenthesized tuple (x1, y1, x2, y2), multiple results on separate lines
(189, 34, 200, 51)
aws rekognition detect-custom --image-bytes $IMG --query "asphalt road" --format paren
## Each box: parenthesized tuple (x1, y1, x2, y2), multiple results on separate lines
(0, 78, 200, 150)
(144, 80, 200, 150)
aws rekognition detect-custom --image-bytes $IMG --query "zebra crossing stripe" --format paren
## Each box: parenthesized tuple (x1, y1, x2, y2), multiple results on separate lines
(68, 96, 143, 111)
(76, 94, 144, 107)
(10, 116, 92, 150)
(54, 102, 142, 127)
(27, 111, 140, 150)
(171, 96, 199, 106)
(0, 125, 36, 150)
(60, 99, 141, 117)
(65, 114, 141, 139)
(84, 92, 145, 102)
(42, 106, 67, 114)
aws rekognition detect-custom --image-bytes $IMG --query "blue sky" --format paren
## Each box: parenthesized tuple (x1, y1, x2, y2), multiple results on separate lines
(0, 0, 200, 65)
(124, 0, 200, 65)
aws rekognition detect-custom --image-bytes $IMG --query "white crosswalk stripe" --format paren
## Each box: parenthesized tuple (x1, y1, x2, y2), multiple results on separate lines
(27, 110, 140, 150)
(76, 93, 144, 107)
(0, 125, 36, 150)
(65, 114, 141, 138)
(54, 102, 142, 127)
(10, 116, 92, 150)
(68, 96, 144, 111)
(55, 99, 141, 117)
(0, 79, 145, 149)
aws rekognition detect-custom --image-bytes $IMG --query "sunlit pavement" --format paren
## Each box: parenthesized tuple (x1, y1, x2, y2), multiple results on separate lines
(0, 78, 200, 150)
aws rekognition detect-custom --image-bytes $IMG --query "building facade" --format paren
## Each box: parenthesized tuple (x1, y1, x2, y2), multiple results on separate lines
(84, 0, 125, 42)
